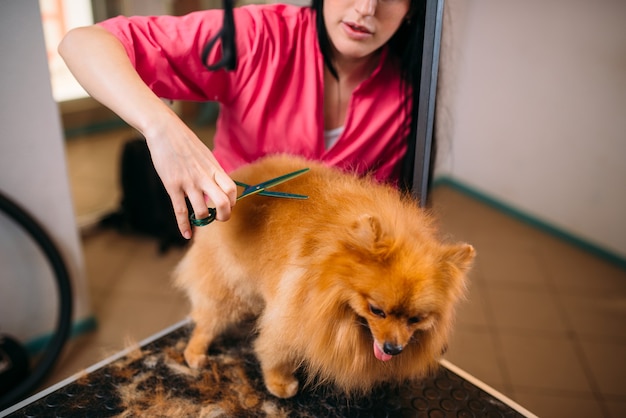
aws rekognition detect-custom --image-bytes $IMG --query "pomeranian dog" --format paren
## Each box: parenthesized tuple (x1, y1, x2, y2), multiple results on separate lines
(174, 155, 475, 398)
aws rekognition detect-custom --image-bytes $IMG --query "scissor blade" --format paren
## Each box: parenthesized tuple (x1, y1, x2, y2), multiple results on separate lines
(257, 190, 308, 199)
(191, 168, 309, 227)
(234, 180, 266, 200)
(254, 167, 310, 190)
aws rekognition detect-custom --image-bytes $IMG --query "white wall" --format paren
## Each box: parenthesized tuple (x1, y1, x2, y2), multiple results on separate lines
(435, 0, 626, 259)
(0, 1, 90, 342)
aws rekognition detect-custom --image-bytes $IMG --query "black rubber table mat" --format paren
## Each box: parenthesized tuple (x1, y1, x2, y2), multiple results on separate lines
(3, 321, 531, 417)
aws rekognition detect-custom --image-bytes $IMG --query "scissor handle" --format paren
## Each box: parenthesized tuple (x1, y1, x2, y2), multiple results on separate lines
(189, 207, 217, 227)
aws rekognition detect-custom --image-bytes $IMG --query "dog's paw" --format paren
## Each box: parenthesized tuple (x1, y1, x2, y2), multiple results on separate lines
(184, 348, 209, 369)
(264, 371, 299, 399)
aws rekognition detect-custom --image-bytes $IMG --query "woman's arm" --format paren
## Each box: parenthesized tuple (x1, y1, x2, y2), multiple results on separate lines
(58, 26, 237, 239)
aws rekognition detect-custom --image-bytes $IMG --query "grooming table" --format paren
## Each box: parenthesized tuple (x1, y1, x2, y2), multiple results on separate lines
(1, 319, 535, 417)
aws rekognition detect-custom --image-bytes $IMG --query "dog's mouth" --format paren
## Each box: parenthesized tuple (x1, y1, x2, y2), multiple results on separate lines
(356, 315, 402, 362)
(373, 341, 393, 362)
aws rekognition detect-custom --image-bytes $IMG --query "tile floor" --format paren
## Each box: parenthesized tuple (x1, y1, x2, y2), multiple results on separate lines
(40, 125, 626, 418)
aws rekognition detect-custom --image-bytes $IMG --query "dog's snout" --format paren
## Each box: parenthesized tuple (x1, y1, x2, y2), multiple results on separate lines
(383, 342, 403, 356)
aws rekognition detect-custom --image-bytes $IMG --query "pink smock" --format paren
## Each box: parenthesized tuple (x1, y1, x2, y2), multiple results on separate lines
(98, 4, 410, 184)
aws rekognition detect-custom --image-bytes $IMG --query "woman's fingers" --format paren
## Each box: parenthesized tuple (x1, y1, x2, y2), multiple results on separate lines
(171, 192, 193, 240)
(201, 172, 236, 222)
(170, 171, 237, 238)
(141, 116, 238, 237)
(214, 170, 238, 206)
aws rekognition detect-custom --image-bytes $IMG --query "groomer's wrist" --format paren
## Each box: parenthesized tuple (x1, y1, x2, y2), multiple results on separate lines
(138, 103, 180, 144)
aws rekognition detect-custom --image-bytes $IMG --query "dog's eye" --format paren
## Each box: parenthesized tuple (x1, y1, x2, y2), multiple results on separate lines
(408, 316, 422, 324)
(369, 304, 386, 318)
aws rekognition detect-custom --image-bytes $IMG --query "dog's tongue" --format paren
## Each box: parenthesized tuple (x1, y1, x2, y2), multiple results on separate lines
(373, 342, 393, 362)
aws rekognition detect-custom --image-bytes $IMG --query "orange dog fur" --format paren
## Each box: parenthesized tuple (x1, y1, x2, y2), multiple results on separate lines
(174, 155, 475, 398)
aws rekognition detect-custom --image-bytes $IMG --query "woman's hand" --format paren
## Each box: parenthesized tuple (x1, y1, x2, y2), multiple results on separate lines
(59, 25, 236, 239)
(143, 115, 237, 239)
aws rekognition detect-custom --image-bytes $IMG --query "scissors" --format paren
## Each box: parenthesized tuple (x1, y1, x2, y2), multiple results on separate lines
(189, 167, 310, 227)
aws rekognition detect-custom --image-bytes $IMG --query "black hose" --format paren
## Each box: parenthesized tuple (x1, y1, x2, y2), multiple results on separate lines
(0, 191, 73, 411)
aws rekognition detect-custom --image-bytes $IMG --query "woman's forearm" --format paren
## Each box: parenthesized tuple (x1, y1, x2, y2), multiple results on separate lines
(58, 25, 237, 237)
(58, 25, 177, 137)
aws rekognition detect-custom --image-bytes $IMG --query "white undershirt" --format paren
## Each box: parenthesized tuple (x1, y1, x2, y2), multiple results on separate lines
(324, 126, 344, 150)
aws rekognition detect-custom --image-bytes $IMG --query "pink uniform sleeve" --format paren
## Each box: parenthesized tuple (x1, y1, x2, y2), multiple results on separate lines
(97, 9, 257, 103)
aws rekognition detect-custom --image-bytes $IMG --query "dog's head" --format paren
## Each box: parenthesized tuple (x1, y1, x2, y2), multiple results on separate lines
(333, 214, 475, 362)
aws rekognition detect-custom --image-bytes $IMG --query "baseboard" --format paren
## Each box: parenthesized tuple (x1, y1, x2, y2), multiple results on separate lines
(432, 176, 626, 270)
(24, 316, 98, 356)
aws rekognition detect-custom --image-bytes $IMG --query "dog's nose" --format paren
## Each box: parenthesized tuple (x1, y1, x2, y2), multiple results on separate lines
(383, 342, 403, 356)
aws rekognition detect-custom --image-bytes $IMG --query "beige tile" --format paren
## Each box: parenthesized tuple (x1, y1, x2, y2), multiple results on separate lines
(81, 229, 142, 288)
(578, 340, 626, 397)
(440, 202, 543, 249)
(170, 298, 192, 322)
(559, 294, 626, 343)
(539, 241, 626, 296)
(65, 129, 134, 219)
(476, 244, 551, 290)
(443, 328, 510, 395)
(93, 289, 187, 350)
(512, 389, 605, 418)
(454, 281, 491, 329)
(468, 219, 542, 251)
(499, 333, 593, 393)
(113, 241, 187, 297)
(432, 188, 580, 271)
(486, 287, 569, 335)
(605, 399, 626, 418)
(81, 230, 144, 313)
(70, 182, 119, 222)
(430, 190, 478, 243)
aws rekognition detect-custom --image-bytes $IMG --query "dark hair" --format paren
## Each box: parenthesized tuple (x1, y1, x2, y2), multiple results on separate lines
(202, 0, 237, 71)
(312, 0, 427, 191)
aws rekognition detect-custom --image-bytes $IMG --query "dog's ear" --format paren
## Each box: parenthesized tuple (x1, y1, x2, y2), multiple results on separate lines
(438, 244, 475, 298)
(345, 214, 392, 258)
(351, 214, 383, 242)
(441, 244, 476, 274)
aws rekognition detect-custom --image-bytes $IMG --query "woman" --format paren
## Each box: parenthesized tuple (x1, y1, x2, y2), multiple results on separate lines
(59, 0, 425, 239)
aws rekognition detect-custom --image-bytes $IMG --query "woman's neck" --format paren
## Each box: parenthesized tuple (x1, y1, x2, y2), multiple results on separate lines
(323, 50, 381, 130)
(331, 49, 381, 84)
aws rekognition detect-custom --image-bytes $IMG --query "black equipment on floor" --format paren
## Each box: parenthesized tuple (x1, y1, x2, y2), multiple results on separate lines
(0, 191, 73, 411)
(99, 137, 188, 253)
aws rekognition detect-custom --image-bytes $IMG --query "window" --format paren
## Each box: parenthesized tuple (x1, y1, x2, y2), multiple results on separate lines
(40, 0, 94, 101)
